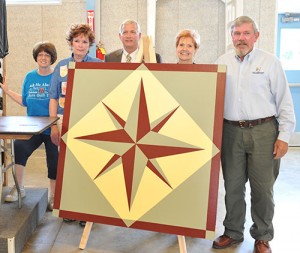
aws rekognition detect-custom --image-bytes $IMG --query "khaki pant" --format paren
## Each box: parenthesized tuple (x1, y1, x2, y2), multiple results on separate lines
(221, 118, 280, 241)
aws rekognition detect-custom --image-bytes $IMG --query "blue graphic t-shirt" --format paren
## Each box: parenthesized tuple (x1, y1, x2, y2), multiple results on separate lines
(22, 69, 53, 134)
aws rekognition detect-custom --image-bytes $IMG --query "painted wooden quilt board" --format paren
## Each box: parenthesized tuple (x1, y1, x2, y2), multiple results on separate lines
(53, 62, 226, 239)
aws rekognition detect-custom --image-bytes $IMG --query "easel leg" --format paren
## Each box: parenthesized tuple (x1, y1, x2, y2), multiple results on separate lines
(79, 222, 93, 249)
(177, 235, 187, 253)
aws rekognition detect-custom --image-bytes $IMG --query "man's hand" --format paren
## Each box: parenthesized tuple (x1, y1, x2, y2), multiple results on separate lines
(273, 139, 288, 159)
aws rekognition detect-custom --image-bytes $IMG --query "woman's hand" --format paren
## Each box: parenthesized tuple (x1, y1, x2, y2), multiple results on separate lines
(0, 76, 9, 93)
(50, 125, 61, 146)
(0, 76, 23, 105)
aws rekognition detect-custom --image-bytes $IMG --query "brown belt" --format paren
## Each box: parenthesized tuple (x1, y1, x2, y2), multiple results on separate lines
(224, 116, 275, 128)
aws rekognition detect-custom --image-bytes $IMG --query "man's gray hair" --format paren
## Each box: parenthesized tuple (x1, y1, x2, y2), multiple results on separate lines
(119, 19, 141, 34)
(230, 16, 259, 34)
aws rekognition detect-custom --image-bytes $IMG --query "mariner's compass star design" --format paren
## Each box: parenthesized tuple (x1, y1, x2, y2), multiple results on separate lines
(61, 66, 218, 225)
(76, 79, 203, 210)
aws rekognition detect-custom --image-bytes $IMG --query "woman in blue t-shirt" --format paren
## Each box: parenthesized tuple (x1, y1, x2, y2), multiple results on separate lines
(0, 42, 58, 211)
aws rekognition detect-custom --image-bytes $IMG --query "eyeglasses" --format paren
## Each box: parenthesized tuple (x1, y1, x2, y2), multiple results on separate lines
(37, 53, 51, 58)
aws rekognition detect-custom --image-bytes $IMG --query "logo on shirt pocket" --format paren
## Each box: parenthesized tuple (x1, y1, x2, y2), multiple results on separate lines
(60, 65, 68, 77)
(61, 82, 67, 95)
(252, 66, 264, 74)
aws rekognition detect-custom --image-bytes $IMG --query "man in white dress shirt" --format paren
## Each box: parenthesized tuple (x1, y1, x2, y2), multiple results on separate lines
(212, 16, 295, 253)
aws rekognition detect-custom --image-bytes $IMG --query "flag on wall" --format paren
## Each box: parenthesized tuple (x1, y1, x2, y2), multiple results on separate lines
(53, 62, 226, 239)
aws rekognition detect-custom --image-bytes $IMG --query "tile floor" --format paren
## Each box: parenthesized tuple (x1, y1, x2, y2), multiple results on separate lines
(4, 147, 300, 253)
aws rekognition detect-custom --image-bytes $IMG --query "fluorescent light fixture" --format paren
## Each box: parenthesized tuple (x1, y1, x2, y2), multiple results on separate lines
(6, 0, 61, 5)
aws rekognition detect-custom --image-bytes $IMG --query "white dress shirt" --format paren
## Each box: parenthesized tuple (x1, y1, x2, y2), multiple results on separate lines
(121, 48, 139, 63)
(215, 48, 295, 143)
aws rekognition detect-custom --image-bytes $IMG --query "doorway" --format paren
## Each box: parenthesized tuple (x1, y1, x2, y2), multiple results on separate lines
(277, 13, 300, 146)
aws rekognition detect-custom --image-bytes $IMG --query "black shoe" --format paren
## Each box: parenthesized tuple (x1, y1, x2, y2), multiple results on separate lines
(63, 218, 76, 223)
(79, 221, 86, 227)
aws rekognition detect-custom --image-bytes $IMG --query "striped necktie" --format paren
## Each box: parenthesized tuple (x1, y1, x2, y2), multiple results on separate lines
(126, 54, 132, 63)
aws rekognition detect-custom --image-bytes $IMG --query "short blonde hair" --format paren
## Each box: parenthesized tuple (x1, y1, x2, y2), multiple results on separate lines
(176, 29, 200, 49)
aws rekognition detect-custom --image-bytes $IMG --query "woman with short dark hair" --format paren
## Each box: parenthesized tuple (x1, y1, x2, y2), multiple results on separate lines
(0, 41, 58, 211)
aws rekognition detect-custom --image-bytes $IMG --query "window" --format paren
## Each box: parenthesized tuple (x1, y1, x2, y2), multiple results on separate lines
(6, 0, 61, 5)
(280, 28, 300, 71)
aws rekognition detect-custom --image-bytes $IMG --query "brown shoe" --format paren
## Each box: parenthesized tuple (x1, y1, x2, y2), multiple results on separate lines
(254, 240, 272, 253)
(212, 235, 244, 249)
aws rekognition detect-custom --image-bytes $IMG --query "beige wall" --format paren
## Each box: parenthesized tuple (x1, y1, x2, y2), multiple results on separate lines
(243, 0, 277, 53)
(99, 0, 225, 64)
(4, 0, 276, 116)
(155, 0, 225, 64)
(5, 0, 86, 116)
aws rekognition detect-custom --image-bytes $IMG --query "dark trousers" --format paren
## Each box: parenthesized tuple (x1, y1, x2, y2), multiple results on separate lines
(14, 134, 58, 180)
(221, 119, 280, 241)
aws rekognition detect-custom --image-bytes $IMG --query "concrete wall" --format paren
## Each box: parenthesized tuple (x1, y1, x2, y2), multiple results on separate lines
(5, 0, 86, 116)
(4, 0, 276, 116)
(243, 0, 277, 54)
(155, 0, 225, 64)
(99, 0, 225, 64)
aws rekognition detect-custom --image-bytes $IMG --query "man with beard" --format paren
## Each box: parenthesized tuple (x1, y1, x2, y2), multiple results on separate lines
(105, 19, 162, 63)
(212, 16, 295, 253)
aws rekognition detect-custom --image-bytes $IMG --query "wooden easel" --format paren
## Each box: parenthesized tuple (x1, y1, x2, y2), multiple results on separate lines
(79, 222, 187, 252)
(78, 37, 187, 252)
(79, 222, 93, 249)
(136, 35, 157, 63)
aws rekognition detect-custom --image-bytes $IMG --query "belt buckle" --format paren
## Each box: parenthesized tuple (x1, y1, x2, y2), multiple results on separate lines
(239, 120, 245, 128)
